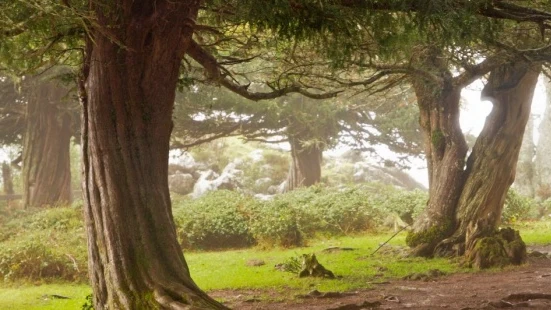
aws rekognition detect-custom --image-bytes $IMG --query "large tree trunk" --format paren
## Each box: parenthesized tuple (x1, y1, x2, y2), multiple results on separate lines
(22, 79, 72, 208)
(448, 62, 540, 248)
(406, 49, 468, 256)
(407, 55, 540, 265)
(535, 76, 551, 200)
(514, 113, 535, 197)
(284, 134, 323, 192)
(81, 1, 225, 309)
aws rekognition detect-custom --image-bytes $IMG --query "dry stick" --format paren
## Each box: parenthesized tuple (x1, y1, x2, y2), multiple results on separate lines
(370, 224, 410, 256)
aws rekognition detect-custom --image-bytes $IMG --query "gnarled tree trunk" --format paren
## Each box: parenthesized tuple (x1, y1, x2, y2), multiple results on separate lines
(284, 134, 323, 192)
(407, 49, 468, 256)
(442, 62, 540, 260)
(22, 79, 72, 208)
(408, 55, 540, 266)
(82, 1, 225, 309)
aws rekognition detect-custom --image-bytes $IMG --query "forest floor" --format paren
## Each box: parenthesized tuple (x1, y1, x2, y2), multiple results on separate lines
(211, 247, 551, 310)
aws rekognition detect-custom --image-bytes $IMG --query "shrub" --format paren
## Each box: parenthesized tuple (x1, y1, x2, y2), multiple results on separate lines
(502, 189, 535, 223)
(173, 190, 256, 250)
(248, 196, 305, 248)
(305, 187, 378, 235)
(0, 241, 84, 281)
(26, 207, 83, 231)
(0, 205, 88, 282)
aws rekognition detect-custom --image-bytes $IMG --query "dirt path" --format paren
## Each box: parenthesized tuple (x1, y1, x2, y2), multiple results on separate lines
(211, 257, 551, 309)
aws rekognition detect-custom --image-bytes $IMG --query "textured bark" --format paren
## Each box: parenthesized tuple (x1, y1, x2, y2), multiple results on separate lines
(408, 49, 468, 253)
(22, 80, 72, 208)
(82, 1, 226, 309)
(450, 62, 540, 248)
(2, 162, 14, 195)
(514, 113, 535, 197)
(535, 76, 551, 199)
(284, 134, 323, 192)
(408, 55, 540, 263)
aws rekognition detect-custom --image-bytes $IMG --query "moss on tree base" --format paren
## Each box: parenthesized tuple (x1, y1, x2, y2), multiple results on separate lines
(406, 221, 453, 257)
(466, 227, 526, 269)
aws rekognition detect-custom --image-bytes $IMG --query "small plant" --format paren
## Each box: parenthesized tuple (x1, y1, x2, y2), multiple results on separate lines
(82, 294, 94, 310)
(275, 254, 303, 274)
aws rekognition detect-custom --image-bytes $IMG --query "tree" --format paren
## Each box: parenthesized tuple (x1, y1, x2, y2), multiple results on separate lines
(401, 48, 543, 262)
(0, 74, 77, 208)
(4, 0, 551, 307)
(22, 75, 74, 207)
(173, 84, 422, 192)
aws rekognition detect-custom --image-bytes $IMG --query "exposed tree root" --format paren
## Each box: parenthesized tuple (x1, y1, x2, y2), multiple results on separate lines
(503, 293, 551, 301)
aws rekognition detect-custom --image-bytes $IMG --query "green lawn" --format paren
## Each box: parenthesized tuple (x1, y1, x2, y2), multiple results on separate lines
(0, 284, 91, 310)
(1, 221, 550, 309)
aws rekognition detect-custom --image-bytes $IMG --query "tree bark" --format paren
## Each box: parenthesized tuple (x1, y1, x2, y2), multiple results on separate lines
(407, 53, 540, 263)
(81, 1, 226, 309)
(2, 162, 14, 195)
(284, 133, 323, 192)
(448, 62, 540, 251)
(22, 79, 72, 208)
(407, 49, 468, 256)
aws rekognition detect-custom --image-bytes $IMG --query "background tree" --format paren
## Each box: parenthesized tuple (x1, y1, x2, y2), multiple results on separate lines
(21, 73, 75, 207)
(0, 72, 77, 208)
(173, 83, 422, 192)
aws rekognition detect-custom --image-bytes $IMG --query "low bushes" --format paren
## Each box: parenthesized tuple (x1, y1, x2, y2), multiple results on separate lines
(173, 190, 255, 250)
(173, 184, 428, 249)
(0, 204, 88, 282)
(0, 184, 428, 282)
(0, 241, 83, 281)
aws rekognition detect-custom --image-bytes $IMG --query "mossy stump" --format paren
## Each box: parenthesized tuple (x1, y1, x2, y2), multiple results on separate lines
(466, 227, 526, 269)
(298, 254, 335, 279)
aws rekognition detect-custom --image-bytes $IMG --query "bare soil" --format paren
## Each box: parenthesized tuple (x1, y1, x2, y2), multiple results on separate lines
(211, 250, 551, 310)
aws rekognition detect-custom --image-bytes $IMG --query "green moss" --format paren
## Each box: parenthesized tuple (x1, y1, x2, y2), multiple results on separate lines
(406, 221, 452, 248)
(470, 237, 510, 269)
(431, 129, 444, 147)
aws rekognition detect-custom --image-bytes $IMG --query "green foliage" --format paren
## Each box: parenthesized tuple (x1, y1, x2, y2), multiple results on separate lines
(0, 241, 80, 281)
(502, 189, 535, 223)
(173, 190, 255, 250)
(431, 129, 444, 147)
(0, 205, 87, 283)
(276, 253, 303, 274)
(81, 294, 94, 310)
(304, 186, 380, 235)
(175, 184, 427, 249)
(247, 193, 306, 247)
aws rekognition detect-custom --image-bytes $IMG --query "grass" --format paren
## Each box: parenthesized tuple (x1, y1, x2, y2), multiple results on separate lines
(0, 283, 90, 310)
(1, 220, 550, 309)
(511, 220, 551, 245)
(186, 232, 464, 292)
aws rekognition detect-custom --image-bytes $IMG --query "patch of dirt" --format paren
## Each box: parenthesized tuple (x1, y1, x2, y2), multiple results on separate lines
(210, 255, 551, 309)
